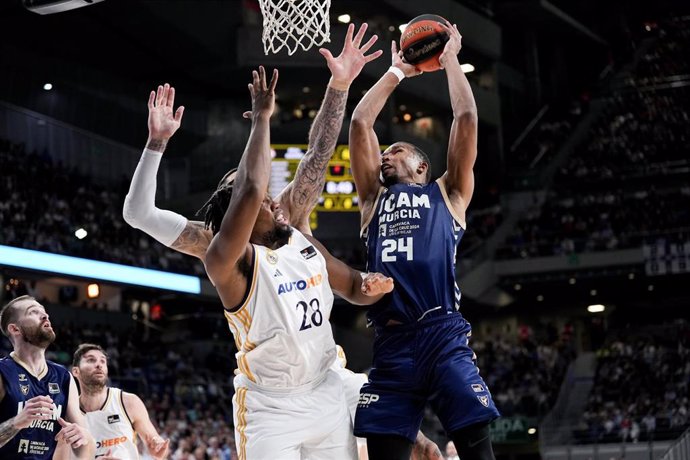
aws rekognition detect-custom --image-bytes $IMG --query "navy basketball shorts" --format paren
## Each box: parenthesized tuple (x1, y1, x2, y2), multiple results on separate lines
(353, 313, 500, 442)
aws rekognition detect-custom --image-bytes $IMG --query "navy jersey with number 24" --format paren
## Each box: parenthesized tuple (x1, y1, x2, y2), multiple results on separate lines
(363, 179, 464, 326)
(355, 178, 500, 442)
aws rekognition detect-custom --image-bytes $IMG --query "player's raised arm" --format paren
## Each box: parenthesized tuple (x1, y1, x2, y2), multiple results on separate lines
(123, 83, 214, 260)
(276, 23, 382, 231)
(304, 235, 393, 305)
(439, 22, 478, 216)
(349, 41, 422, 219)
(205, 66, 278, 305)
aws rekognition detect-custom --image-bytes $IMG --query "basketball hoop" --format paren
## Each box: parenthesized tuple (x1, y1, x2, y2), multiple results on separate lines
(258, 0, 331, 55)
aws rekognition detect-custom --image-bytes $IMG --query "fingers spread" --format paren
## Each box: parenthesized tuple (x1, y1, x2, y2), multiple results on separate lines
(252, 70, 259, 88)
(161, 83, 170, 107)
(365, 49, 384, 63)
(147, 91, 155, 110)
(155, 85, 163, 107)
(319, 48, 334, 61)
(344, 22, 355, 45)
(167, 86, 175, 107)
(259, 66, 267, 91)
(269, 68, 279, 91)
(353, 22, 368, 48)
(360, 34, 378, 54)
(174, 106, 185, 122)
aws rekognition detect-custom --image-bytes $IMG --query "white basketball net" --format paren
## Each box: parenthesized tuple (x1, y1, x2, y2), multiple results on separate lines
(259, 0, 331, 55)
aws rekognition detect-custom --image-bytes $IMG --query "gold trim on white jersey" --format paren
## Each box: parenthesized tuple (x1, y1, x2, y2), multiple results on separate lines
(234, 387, 248, 460)
(224, 229, 336, 389)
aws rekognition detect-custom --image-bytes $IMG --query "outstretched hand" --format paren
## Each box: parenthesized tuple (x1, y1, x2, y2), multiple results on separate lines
(361, 272, 394, 296)
(147, 83, 184, 143)
(248, 66, 279, 119)
(147, 435, 170, 460)
(98, 448, 123, 460)
(438, 22, 462, 67)
(412, 431, 445, 460)
(55, 417, 90, 449)
(319, 23, 383, 90)
(391, 41, 423, 78)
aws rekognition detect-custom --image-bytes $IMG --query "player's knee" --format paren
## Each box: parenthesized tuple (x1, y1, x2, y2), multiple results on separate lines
(450, 422, 495, 460)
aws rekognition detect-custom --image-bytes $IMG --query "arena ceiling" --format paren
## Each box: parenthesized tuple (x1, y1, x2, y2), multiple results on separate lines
(2, 0, 682, 100)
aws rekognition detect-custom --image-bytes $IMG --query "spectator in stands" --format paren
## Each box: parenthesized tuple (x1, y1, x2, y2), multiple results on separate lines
(498, 21, 689, 260)
(0, 139, 204, 276)
(576, 327, 689, 443)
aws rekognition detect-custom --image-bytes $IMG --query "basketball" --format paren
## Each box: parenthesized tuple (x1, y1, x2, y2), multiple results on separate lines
(400, 14, 450, 72)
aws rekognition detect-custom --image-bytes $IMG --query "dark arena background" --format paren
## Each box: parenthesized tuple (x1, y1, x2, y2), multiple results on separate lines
(1, 0, 689, 459)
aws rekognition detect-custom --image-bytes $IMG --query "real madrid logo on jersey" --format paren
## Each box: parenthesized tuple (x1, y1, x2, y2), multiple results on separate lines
(266, 249, 278, 264)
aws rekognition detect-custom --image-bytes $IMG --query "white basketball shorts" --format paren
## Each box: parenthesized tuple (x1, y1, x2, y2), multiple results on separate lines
(233, 370, 357, 460)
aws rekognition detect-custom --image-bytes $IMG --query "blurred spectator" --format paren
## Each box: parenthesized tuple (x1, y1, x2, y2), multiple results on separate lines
(499, 19, 690, 260)
(474, 330, 576, 418)
(0, 138, 204, 276)
(575, 325, 690, 443)
(509, 100, 586, 172)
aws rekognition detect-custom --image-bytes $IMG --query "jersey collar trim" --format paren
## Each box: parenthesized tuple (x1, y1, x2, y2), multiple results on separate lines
(9, 351, 48, 380)
(79, 387, 111, 414)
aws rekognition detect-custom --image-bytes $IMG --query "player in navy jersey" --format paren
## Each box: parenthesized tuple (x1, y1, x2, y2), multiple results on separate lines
(0, 295, 95, 459)
(349, 22, 499, 460)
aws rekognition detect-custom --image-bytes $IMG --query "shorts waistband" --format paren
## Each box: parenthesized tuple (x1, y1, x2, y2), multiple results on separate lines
(375, 310, 464, 335)
(234, 370, 330, 397)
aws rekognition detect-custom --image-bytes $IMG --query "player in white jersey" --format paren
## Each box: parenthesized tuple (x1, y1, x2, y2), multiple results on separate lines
(71, 344, 169, 460)
(203, 65, 396, 460)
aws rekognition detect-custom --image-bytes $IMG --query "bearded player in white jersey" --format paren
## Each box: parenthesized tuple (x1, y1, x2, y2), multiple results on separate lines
(71, 344, 169, 460)
(205, 62, 397, 459)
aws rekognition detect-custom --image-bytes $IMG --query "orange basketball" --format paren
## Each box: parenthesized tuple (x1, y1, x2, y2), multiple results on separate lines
(400, 14, 450, 72)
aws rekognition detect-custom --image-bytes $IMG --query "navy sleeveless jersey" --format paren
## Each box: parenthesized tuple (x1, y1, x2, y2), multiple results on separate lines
(363, 179, 465, 326)
(0, 356, 71, 459)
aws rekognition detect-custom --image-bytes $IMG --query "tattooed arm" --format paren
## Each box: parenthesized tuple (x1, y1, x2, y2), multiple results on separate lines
(169, 220, 213, 261)
(0, 419, 19, 449)
(279, 86, 348, 231)
(276, 23, 382, 234)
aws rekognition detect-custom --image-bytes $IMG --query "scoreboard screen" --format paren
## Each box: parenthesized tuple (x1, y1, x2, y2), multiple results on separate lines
(270, 144, 370, 212)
